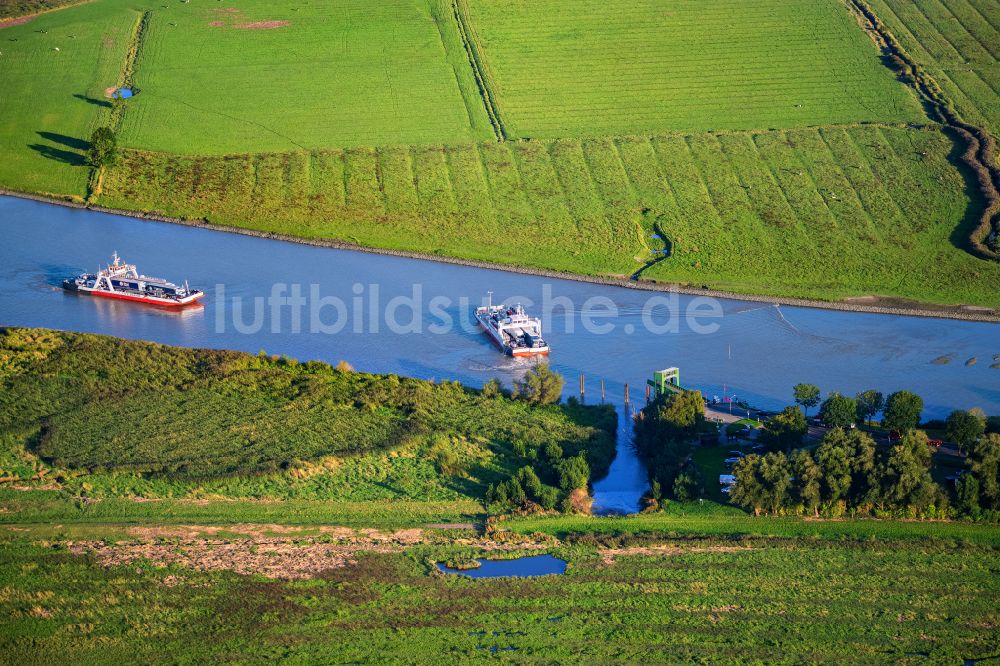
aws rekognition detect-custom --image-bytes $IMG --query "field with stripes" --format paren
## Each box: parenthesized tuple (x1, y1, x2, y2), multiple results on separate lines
(465, 0, 922, 137)
(101, 124, 999, 304)
(868, 0, 999, 136)
(1, 0, 998, 306)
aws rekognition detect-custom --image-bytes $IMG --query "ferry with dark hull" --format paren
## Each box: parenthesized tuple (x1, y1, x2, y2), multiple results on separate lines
(475, 293, 549, 357)
(63, 252, 204, 307)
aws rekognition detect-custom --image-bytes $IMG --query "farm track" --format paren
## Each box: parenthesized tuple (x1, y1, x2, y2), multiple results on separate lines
(848, 0, 1000, 260)
(452, 0, 506, 141)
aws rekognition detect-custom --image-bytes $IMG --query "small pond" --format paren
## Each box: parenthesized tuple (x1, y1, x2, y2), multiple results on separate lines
(436, 554, 567, 578)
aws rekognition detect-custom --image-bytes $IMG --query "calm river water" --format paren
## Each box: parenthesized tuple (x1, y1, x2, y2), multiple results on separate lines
(1, 196, 998, 512)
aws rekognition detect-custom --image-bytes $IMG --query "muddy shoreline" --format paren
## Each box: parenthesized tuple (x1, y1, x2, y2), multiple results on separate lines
(3, 187, 998, 323)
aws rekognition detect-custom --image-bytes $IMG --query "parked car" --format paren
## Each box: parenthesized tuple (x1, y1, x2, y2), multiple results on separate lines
(927, 439, 944, 448)
(724, 456, 743, 466)
(729, 451, 745, 458)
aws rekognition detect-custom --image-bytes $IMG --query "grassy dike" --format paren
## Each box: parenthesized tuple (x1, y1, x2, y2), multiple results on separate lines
(1, 0, 998, 309)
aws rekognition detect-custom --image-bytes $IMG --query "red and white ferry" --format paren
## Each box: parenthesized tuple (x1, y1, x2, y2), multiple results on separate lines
(63, 252, 204, 307)
(474, 293, 549, 357)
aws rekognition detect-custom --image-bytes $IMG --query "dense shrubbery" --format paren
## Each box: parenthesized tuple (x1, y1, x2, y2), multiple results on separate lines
(0, 328, 615, 511)
(485, 396, 617, 515)
(730, 427, 1000, 520)
(634, 389, 707, 504)
(635, 377, 998, 521)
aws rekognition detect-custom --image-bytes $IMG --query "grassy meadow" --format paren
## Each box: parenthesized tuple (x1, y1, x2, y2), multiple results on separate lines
(0, 327, 615, 506)
(0, 0, 997, 306)
(0, 0, 133, 195)
(1, 524, 997, 663)
(0, 0, 83, 20)
(466, 0, 923, 138)
(119, 0, 494, 153)
(868, 0, 1000, 137)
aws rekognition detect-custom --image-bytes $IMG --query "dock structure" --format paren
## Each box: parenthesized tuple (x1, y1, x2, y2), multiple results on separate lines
(647, 367, 682, 400)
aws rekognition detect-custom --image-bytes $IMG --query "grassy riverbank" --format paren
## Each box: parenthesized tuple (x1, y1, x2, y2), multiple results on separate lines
(1, 0, 998, 307)
(0, 328, 616, 509)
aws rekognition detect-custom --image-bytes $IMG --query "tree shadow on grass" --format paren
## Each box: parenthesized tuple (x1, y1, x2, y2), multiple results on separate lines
(28, 143, 86, 166)
(36, 131, 90, 151)
(72, 93, 111, 108)
(942, 126, 991, 256)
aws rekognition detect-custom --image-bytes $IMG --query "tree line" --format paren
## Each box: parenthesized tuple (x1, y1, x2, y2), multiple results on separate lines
(731, 426, 999, 519)
(635, 382, 999, 520)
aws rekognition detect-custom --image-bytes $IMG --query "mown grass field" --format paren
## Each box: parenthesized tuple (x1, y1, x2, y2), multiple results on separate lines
(119, 0, 494, 153)
(1, 524, 997, 663)
(0, 0, 997, 307)
(100, 124, 1000, 305)
(466, 0, 923, 138)
(868, 0, 1000, 137)
(0, 327, 615, 506)
(0, 0, 132, 194)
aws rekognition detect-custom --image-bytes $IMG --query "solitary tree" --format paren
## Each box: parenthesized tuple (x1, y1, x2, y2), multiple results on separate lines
(818, 393, 857, 429)
(87, 126, 118, 168)
(882, 391, 924, 433)
(793, 383, 821, 416)
(514, 363, 563, 405)
(855, 390, 884, 426)
(946, 409, 986, 451)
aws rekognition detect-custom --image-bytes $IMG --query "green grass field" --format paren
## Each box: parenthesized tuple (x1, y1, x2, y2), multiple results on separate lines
(100, 124, 1000, 305)
(466, 0, 923, 138)
(0, 0, 133, 195)
(868, 0, 1000, 137)
(1, 524, 997, 663)
(118, 0, 494, 153)
(0, 0, 82, 20)
(0, 0, 998, 306)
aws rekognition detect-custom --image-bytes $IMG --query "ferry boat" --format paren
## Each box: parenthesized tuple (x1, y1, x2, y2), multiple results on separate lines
(474, 293, 549, 357)
(63, 252, 204, 307)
